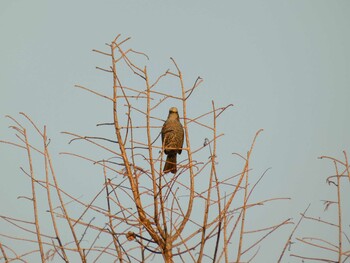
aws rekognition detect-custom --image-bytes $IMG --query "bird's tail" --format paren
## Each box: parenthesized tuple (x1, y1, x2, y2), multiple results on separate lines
(163, 154, 177, 174)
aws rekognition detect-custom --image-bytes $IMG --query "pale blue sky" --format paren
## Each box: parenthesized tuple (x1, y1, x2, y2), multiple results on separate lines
(1, 1, 350, 262)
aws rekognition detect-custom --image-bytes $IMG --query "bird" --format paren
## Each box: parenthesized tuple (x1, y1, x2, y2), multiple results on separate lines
(161, 107, 184, 174)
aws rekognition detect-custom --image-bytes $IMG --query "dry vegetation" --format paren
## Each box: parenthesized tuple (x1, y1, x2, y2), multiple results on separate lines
(0, 35, 349, 262)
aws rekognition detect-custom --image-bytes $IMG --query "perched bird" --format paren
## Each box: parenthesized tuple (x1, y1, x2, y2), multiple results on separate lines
(161, 107, 184, 174)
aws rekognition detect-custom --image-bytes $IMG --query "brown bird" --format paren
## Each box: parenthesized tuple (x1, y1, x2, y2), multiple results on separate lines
(161, 107, 184, 174)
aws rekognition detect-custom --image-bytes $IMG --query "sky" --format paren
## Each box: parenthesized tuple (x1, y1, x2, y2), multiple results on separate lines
(1, 1, 350, 262)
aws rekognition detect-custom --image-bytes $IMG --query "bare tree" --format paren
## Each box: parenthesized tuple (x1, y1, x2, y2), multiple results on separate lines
(0, 35, 294, 262)
(286, 152, 350, 263)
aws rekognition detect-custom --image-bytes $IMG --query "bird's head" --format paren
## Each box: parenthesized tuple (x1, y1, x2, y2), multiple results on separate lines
(169, 107, 178, 114)
(168, 107, 180, 120)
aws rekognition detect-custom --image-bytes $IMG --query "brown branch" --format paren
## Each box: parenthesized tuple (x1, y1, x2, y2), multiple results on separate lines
(23, 128, 46, 262)
(170, 58, 195, 245)
(144, 67, 163, 240)
(110, 38, 163, 251)
(278, 204, 310, 262)
(334, 161, 343, 262)
(291, 254, 338, 262)
(74, 84, 113, 101)
(196, 101, 217, 262)
(0, 243, 8, 263)
(242, 218, 292, 255)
